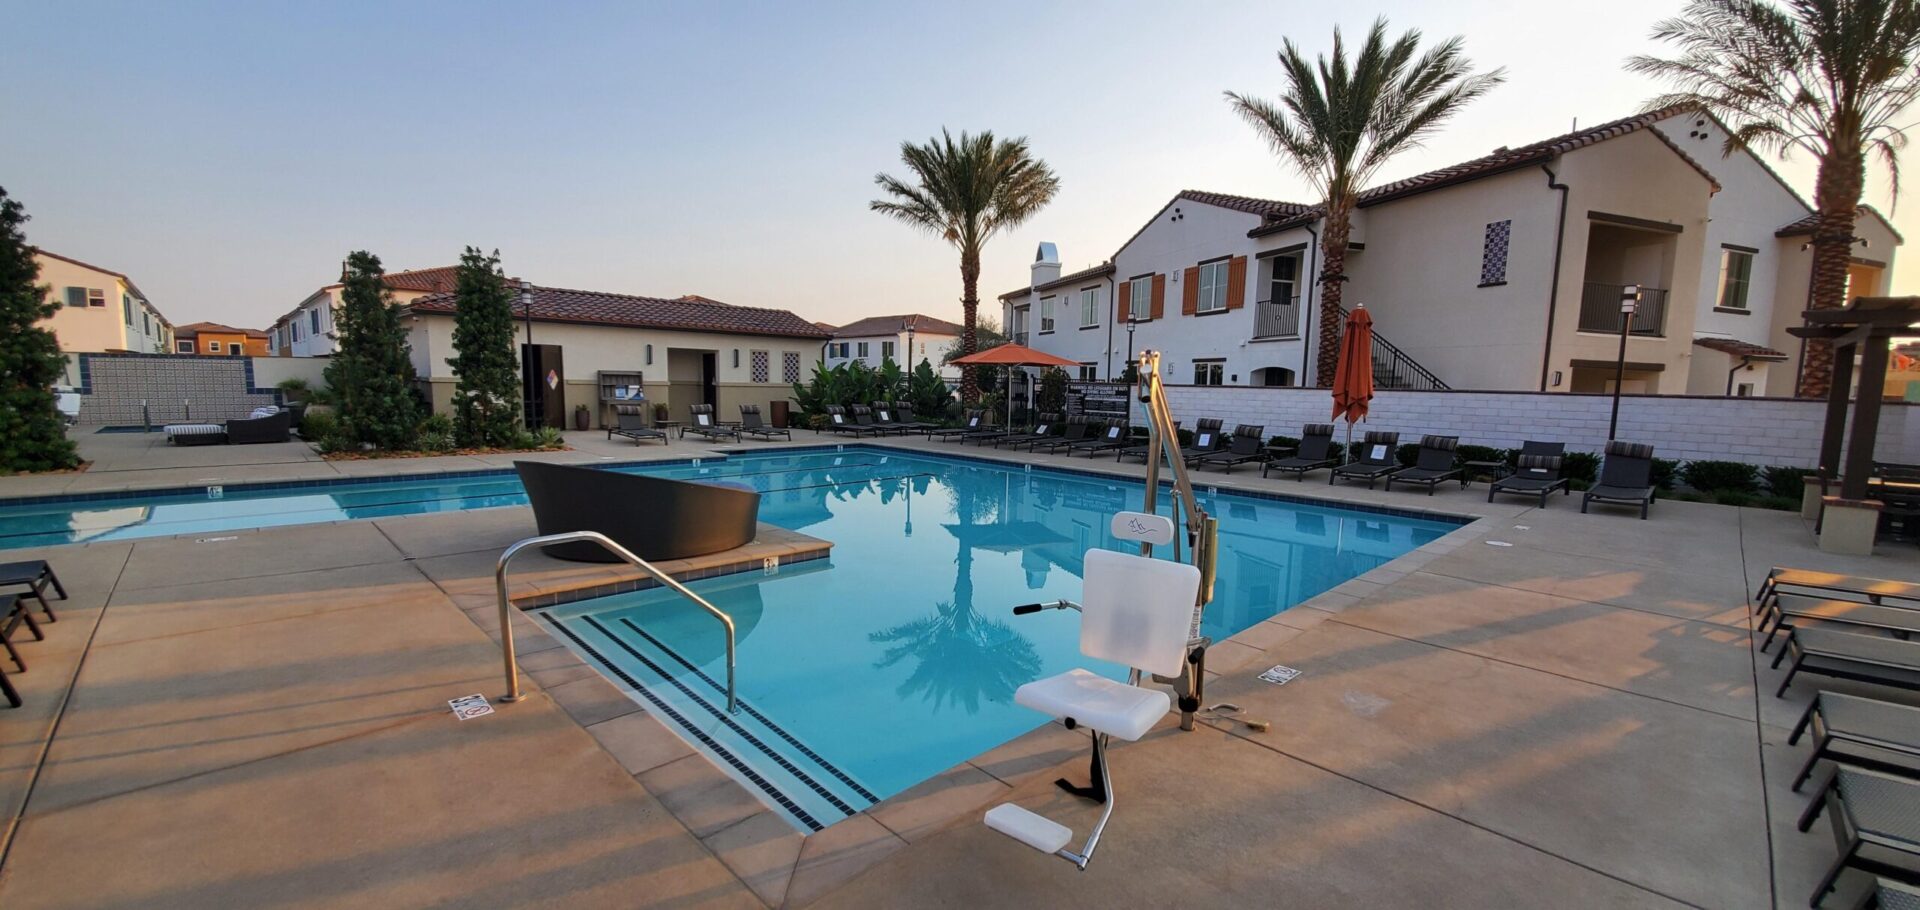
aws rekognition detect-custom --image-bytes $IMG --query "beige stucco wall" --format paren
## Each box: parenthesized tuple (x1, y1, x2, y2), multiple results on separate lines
(1547, 130, 1716, 394)
(34, 254, 167, 354)
(407, 313, 821, 427)
(1761, 212, 1903, 396)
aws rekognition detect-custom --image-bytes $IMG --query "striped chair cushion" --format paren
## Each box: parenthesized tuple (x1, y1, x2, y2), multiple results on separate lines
(614, 404, 645, 416)
(1362, 431, 1398, 445)
(1516, 454, 1563, 471)
(1606, 441, 1654, 459)
(1303, 423, 1334, 437)
(249, 406, 280, 419)
(1420, 435, 1459, 451)
(164, 423, 224, 437)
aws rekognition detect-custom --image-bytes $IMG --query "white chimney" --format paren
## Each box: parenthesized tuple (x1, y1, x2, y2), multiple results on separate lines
(1031, 242, 1061, 287)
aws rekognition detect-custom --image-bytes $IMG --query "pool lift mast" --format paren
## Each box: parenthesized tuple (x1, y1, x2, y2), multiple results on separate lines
(1132, 349, 1218, 732)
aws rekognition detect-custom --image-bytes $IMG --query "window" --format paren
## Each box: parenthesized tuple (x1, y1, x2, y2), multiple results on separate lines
(1716, 248, 1754, 310)
(732, 349, 740, 369)
(881, 340, 895, 360)
(750, 350, 769, 383)
(176, 340, 193, 354)
(309, 309, 321, 333)
(645, 343, 653, 365)
(1196, 260, 1230, 312)
(123, 295, 134, 324)
(292, 322, 302, 342)
(1193, 360, 1224, 386)
(1039, 296, 1056, 333)
(1735, 382, 1755, 397)
(209, 341, 224, 354)
(1077, 363, 1097, 381)
(1266, 254, 1299, 305)
(783, 351, 802, 384)
(1080, 288, 1098, 328)
(1480, 220, 1511, 286)
(64, 287, 87, 308)
(856, 341, 869, 358)
(1129, 276, 1152, 320)
(87, 288, 105, 307)
(141, 312, 150, 335)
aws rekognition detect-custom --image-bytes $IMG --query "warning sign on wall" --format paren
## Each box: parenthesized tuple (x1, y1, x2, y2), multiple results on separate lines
(545, 369, 559, 390)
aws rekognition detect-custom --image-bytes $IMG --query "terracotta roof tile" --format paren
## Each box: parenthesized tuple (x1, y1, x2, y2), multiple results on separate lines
(831, 314, 965, 337)
(408, 285, 830, 339)
(176, 321, 268, 338)
(1775, 205, 1905, 243)
(1175, 190, 1313, 219)
(1692, 336, 1788, 361)
(380, 266, 461, 293)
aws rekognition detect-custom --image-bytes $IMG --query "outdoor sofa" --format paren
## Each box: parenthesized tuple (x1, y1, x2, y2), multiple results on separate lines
(516, 460, 760, 563)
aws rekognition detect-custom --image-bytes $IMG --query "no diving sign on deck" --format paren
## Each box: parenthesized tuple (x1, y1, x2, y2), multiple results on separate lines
(449, 693, 495, 721)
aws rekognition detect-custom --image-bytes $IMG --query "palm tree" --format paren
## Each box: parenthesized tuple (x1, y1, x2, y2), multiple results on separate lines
(1227, 19, 1505, 387)
(1628, 0, 1920, 398)
(871, 130, 1060, 404)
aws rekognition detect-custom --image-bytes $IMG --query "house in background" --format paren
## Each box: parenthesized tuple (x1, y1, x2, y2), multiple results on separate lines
(33, 250, 172, 355)
(270, 264, 459, 357)
(823, 314, 965, 381)
(401, 284, 829, 429)
(1002, 106, 1899, 397)
(173, 322, 270, 356)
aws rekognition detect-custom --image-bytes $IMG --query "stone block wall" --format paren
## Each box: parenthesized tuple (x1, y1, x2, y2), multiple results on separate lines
(74, 354, 280, 426)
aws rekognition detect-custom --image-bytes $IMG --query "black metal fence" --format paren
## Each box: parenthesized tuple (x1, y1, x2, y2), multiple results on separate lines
(1578, 282, 1669, 336)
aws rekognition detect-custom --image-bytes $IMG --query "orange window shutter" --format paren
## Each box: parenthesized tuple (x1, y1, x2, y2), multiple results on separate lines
(1115, 282, 1131, 322)
(1182, 267, 1200, 316)
(1150, 274, 1166, 320)
(1227, 256, 1247, 309)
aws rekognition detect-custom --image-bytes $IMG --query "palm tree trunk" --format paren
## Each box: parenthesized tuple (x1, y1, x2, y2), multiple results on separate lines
(1315, 200, 1355, 387)
(959, 249, 981, 405)
(1796, 148, 1867, 399)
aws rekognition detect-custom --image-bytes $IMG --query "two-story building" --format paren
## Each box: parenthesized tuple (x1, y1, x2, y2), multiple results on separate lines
(173, 322, 271, 356)
(270, 264, 459, 357)
(823, 314, 965, 381)
(33, 250, 173, 355)
(1002, 106, 1899, 396)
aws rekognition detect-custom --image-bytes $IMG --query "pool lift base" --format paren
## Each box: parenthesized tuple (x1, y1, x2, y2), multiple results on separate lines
(985, 350, 1218, 871)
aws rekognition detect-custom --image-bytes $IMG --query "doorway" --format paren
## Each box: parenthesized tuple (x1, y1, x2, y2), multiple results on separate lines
(701, 352, 718, 408)
(521, 343, 566, 429)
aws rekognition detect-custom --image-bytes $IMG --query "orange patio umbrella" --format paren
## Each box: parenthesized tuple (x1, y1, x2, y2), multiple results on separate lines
(950, 343, 1080, 429)
(1331, 305, 1374, 460)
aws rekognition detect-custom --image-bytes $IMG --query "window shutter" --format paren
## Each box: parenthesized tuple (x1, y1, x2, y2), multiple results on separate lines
(1150, 274, 1166, 319)
(1181, 267, 1200, 316)
(1115, 282, 1130, 321)
(1226, 256, 1247, 309)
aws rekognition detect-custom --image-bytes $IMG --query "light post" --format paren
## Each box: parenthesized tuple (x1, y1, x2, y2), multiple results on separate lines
(1607, 284, 1641, 443)
(1124, 316, 1140, 381)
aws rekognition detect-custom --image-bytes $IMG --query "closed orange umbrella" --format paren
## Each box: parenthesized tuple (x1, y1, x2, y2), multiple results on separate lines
(1331, 306, 1374, 457)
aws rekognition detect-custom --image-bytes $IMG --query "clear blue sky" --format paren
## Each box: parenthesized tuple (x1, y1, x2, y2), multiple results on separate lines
(3, 0, 1909, 330)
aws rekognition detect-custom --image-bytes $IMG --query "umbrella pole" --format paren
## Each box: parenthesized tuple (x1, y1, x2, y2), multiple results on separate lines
(1345, 421, 1353, 464)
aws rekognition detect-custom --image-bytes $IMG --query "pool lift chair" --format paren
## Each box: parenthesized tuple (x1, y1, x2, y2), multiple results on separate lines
(987, 350, 1220, 870)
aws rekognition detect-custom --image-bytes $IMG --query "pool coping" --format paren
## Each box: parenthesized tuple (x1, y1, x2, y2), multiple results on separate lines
(467, 440, 1489, 906)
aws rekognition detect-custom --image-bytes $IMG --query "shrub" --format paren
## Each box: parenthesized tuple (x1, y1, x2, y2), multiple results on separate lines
(532, 426, 565, 449)
(448, 247, 523, 448)
(1267, 434, 1300, 450)
(417, 429, 457, 452)
(1711, 490, 1754, 507)
(1651, 458, 1680, 491)
(325, 251, 420, 450)
(1395, 443, 1420, 467)
(298, 410, 339, 442)
(1681, 460, 1759, 493)
(807, 413, 831, 432)
(1561, 451, 1600, 484)
(419, 413, 455, 436)
(1176, 428, 1194, 446)
(1755, 495, 1799, 511)
(0, 188, 80, 472)
(1762, 466, 1812, 499)
(1037, 367, 1068, 415)
(1456, 444, 1506, 465)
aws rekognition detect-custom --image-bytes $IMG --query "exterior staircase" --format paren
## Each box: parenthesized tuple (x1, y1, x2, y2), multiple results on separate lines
(1336, 306, 1449, 391)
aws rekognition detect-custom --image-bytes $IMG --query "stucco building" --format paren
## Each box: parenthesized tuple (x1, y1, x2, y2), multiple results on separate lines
(33, 250, 172, 355)
(270, 265, 460, 357)
(824, 314, 964, 381)
(173, 322, 271, 356)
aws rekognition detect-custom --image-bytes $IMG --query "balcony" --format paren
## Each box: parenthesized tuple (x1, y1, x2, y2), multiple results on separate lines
(1253, 297, 1300, 338)
(1011, 332, 1028, 346)
(1578, 282, 1668, 336)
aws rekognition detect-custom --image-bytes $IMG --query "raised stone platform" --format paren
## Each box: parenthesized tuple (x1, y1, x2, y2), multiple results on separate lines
(510, 523, 832, 610)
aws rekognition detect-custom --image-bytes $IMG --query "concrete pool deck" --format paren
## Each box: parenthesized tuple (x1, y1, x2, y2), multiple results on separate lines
(0, 428, 1915, 907)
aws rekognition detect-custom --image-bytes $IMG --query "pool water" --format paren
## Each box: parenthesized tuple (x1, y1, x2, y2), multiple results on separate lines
(0, 446, 1461, 831)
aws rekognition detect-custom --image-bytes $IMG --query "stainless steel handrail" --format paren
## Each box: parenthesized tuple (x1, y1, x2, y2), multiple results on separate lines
(495, 530, 738, 713)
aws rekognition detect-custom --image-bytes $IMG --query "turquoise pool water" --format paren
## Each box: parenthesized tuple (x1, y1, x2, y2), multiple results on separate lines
(0, 446, 1460, 831)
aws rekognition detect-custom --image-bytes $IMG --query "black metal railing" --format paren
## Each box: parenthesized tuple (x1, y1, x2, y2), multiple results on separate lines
(1578, 282, 1669, 336)
(1336, 305, 1449, 390)
(1253, 296, 1301, 338)
(1011, 331, 1029, 346)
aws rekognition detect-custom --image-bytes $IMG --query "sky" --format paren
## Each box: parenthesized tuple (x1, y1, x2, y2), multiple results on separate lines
(3, 0, 1913, 331)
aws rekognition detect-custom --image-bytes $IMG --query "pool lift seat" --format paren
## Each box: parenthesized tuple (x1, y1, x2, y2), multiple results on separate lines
(987, 514, 1201, 869)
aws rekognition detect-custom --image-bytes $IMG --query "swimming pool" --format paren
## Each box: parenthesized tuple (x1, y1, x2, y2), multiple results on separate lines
(0, 446, 1463, 831)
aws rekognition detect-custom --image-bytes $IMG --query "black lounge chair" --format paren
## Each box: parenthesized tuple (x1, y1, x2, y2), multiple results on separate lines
(1194, 424, 1267, 473)
(607, 405, 668, 445)
(1759, 593, 1920, 652)
(825, 406, 880, 437)
(1071, 423, 1131, 457)
(226, 409, 293, 444)
(1264, 424, 1338, 481)
(1117, 421, 1183, 463)
(1788, 692, 1920, 792)
(1488, 441, 1570, 505)
(1856, 877, 1920, 909)
(1796, 765, 1920, 907)
(1758, 568, 1920, 611)
(928, 411, 985, 441)
(1031, 418, 1097, 453)
(686, 404, 741, 442)
(887, 402, 939, 433)
(1582, 441, 1657, 519)
(0, 559, 64, 623)
(516, 460, 759, 562)
(850, 405, 905, 437)
(1, 593, 44, 675)
(997, 414, 1060, 449)
(869, 403, 918, 434)
(1330, 431, 1401, 489)
(1177, 419, 1227, 465)
(959, 416, 1010, 445)
(1773, 627, 1920, 697)
(1386, 435, 1463, 494)
(738, 404, 790, 440)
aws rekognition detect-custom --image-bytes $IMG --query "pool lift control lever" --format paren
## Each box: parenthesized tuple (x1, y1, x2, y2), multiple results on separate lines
(986, 350, 1218, 870)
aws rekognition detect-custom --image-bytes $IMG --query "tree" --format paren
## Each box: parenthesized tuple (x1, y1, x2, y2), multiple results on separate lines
(1629, 0, 1920, 398)
(448, 247, 520, 447)
(1228, 18, 1504, 386)
(323, 251, 420, 450)
(1037, 366, 1069, 415)
(906, 357, 953, 419)
(941, 314, 1008, 390)
(871, 130, 1059, 404)
(0, 188, 79, 473)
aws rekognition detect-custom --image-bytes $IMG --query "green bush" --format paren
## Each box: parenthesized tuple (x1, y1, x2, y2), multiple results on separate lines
(1395, 443, 1421, 467)
(532, 426, 565, 450)
(298, 411, 339, 442)
(417, 429, 456, 452)
(1456, 444, 1506, 465)
(1651, 458, 1680, 491)
(1267, 434, 1300, 450)
(1762, 466, 1812, 499)
(1561, 452, 1600, 484)
(1755, 495, 1799, 511)
(1680, 460, 1759, 493)
(419, 413, 455, 437)
(1711, 490, 1754, 507)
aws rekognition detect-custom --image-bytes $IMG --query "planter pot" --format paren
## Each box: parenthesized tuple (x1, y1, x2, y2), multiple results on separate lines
(573, 407, 590, 431)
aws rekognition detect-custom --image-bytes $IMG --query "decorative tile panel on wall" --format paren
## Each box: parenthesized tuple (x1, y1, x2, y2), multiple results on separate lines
(1157, 384, 1917, 468)
(74, 354, 279, 425)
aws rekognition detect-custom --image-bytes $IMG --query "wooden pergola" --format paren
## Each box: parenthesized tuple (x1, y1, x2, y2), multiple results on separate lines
(1787, 295, 1920, 501)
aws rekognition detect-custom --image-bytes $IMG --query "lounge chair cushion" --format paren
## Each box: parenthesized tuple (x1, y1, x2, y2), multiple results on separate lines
(1606, 441, 1655, 459)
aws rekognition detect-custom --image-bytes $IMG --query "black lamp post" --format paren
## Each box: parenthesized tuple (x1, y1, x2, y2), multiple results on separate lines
(1606, 284, 1641, 443)
(1124, 316, 1140, 381)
